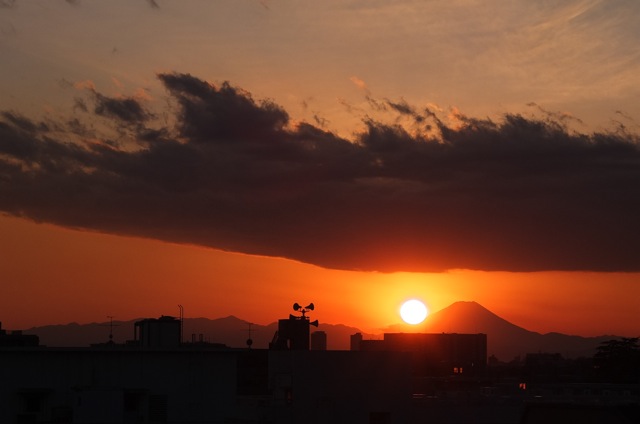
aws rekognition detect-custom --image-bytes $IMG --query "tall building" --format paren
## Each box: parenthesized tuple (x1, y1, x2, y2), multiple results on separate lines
(134, 316, 181, 348)
(310, 330, 327, 350)
(350, 332, 363, 351)
(269, 303, 318, 350)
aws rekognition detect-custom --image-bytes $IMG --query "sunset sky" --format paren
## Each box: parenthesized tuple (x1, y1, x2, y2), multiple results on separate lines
(1, 0, 639, 337)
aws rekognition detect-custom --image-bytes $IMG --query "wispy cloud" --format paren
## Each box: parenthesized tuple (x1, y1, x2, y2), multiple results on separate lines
(1, 73, 639, 273)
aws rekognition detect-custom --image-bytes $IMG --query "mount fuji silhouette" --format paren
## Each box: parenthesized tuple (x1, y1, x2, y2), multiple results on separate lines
(25, 301, 615, 361)
(388, 301, 616, 360)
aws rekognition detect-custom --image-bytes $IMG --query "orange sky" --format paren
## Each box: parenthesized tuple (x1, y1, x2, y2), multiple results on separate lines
(1, 2, 640, 340)
(2, 214, 638, 337)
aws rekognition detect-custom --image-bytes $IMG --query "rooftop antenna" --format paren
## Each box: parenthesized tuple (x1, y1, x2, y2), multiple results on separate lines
(178, 305, 184, 345)
(100, 316, 119, 343)
(245, 323, 254, 349)
(291, 303, 318, 327)
(292, 303, 314, 319)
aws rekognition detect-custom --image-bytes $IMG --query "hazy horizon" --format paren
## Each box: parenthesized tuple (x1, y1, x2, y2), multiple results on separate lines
(12, 298, 637, 340)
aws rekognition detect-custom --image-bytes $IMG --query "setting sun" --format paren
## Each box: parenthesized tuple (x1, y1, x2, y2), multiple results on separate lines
(400, 299, 428, 325)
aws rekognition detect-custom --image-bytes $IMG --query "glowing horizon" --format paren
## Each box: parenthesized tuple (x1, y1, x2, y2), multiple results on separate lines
(2, 215, 638, 339)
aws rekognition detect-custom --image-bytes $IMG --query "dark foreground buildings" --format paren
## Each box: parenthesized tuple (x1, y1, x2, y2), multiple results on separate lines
(358, 332, 487, 378)
(0, 314, 410, 423)
(1, 315, 638, 423)
(0, 321, 39, 347)
(0, 347, 411, 423)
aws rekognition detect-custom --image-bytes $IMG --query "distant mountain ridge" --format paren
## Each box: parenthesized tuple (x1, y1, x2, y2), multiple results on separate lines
(25, 316, 366, 352)
(23, 301, 620, 361)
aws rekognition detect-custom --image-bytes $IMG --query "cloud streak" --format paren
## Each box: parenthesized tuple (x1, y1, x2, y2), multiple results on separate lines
(1, 72, 639, 272)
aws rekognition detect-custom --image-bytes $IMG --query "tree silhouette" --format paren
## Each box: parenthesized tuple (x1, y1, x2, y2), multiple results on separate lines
(594, 337, 640, 383)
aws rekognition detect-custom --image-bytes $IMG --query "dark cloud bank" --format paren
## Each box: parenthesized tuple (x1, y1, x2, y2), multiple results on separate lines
(1, 73, 639, 272)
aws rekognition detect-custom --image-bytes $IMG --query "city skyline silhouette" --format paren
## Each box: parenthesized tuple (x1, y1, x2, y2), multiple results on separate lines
(1, 300, 638, 423)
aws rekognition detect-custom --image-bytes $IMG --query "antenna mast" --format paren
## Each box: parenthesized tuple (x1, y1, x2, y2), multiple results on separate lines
(246, 323, 254, 349)
(178, 305, 184, 345)
(100, 316, 119, 343)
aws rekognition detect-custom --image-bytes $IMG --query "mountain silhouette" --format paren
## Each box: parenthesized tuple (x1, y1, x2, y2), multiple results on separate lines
(24, 301, 616, 360)
(388, 301, 615, 360)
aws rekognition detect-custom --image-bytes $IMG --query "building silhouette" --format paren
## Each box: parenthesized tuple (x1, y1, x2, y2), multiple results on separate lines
(269, 303, 318, 350)
(0, 309, 412, 423)
(358, 332, 487, 377)
(310, 330, 327, 350)
(133, 315, 181, 348)
(351, 332, 363, 351)
(3, 310, 633, 423)
(0, 322, 39, 347)
(0, 340, 411, 423)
